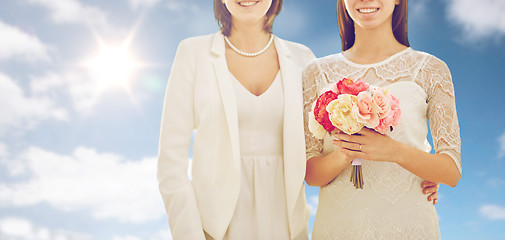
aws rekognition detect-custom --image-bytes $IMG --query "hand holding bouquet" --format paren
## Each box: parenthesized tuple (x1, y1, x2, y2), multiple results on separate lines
(308, 78, 401, 189)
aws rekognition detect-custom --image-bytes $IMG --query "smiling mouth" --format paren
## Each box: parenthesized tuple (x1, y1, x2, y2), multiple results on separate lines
(357, 8, 379, 13)
(238, 1, 259, 7)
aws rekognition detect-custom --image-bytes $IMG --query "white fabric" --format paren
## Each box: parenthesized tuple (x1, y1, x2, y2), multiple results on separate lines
(221, 71, 290, 239)
(302, 48, 461, 239)
(158, 32, 315, 240)
(232, 71, 284, 157)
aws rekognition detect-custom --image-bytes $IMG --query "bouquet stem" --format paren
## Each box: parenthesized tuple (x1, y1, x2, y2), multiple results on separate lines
(350, 158, 363, 189)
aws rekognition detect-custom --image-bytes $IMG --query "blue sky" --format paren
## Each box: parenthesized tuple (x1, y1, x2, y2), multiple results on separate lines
(0, 0, 504, 239)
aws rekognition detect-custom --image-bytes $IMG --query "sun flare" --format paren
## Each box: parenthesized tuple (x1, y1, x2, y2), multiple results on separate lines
(85, 41, 139, 91)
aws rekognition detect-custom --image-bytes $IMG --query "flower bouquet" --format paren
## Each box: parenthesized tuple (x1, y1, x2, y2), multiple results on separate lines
(308, 78, 401, 189)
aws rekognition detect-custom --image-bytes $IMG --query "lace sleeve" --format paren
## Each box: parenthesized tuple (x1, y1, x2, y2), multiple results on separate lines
(418, 55, 462, 173)
(302, 59, 325, 160)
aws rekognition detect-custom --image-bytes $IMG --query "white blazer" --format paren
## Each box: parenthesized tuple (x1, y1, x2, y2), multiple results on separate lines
(157, 32, 315, 240)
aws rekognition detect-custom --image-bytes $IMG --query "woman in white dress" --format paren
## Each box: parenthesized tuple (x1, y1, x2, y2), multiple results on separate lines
(303, 0, 461, 239)
(157, 0, 316, 239)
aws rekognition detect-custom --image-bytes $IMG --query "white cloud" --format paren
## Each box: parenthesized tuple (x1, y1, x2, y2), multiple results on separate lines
(307, 195, 319, 216)
(0, 217, 90, 240)
(129, 0, 161, 10)
(0, 143, 7, 159)
(112, 229, 172, 240)
(0, 20, 51, 62)
(148, 229, 172, 240)
(161, 1, 217, 37)
(112, 236, 143, 240)
(25, 0, 115, 34)
(164, 0, 209, 26)
(0, 143, 25, 176)
(0, 73, 68, 135)
(275, 4, 308, 38)
(410, 0, 430, 19)
(487, 178, 505, 188)
(0, 146, 165, 223)
(480, 204, 505, 220)
(446, 0, 505, 41)
(498, 132, 505, 158)
(30, 71, 68, 94)
(29, 69, 147, 114)
(166, 0, 199, 12)
(29, 70, 99, 113)
(0, 218, 34, 239)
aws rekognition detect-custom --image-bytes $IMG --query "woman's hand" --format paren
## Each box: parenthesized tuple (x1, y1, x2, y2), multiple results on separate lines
(334, 127, 460, 187)
(335, 129, 442, 204)
(305, 132, 354, 187)
(422, 181, 440, 205)
(333, 127, 401, 163)
(330, 133, 355, 163)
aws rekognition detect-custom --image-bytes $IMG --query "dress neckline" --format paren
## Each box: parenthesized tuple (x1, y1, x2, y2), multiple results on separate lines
(229, 71, 281, 98)
(338, 47, 411, 68)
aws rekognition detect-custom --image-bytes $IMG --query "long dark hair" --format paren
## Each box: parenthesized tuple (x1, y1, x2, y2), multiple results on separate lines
(214, 0, 283, 37)
(337, 0, 409, 51)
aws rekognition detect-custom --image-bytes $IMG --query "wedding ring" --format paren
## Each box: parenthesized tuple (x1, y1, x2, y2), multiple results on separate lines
(359, 144, 362, 151)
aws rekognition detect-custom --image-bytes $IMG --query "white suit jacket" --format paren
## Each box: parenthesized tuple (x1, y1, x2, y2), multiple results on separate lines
(157, 32, 315, 240)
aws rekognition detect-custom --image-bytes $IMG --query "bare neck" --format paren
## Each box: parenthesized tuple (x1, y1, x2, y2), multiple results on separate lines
(345, 23, 407, 64)
(227, 21, 271, 52)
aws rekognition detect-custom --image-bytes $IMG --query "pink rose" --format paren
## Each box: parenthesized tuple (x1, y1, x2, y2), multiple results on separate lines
(337, 78, 369, 96)
(381, 112, 395, 127)
(372, 88, 391, 119)
(388, 94, 402, 126)
(375, 118, 390, 134)
(375, 109, 400, 134)
(355, 91, 380, 128)
(372, 90, 402, 134)
(391, 108, 402, 126)
(390, 94, 400, 111)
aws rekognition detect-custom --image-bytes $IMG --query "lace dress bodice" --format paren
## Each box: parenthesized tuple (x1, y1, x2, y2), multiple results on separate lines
(302, 48, 461, 239)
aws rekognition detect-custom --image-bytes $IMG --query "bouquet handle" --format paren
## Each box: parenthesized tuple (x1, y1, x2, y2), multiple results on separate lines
(350, 158, 364, 189)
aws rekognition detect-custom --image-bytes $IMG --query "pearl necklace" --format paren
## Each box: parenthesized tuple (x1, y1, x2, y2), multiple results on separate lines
(224, 34, 274, 57)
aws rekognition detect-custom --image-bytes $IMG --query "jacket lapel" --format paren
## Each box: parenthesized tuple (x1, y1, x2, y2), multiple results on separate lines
(276, 36, 307, 235)
(211, 33, 241, 175)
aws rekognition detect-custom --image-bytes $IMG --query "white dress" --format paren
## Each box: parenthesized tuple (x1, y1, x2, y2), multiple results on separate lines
(222, 71, 291, 240)
(302, 48, 462, 240)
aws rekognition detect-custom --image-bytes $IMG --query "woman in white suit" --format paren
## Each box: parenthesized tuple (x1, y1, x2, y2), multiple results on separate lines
(158, 0, 313, 239)
(157, 0, 439, 239)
